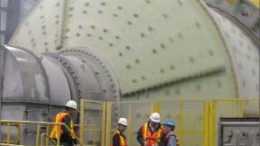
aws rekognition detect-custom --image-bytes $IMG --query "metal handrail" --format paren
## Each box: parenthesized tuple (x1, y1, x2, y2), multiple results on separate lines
(0, 122, 20, 144)
(0, 120, 84, 146)
(75, 124, 99, 145)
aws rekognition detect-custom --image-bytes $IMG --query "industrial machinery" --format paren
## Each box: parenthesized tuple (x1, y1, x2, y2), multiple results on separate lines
(218, 118, 260, 146)
(0, 0, 259, 145)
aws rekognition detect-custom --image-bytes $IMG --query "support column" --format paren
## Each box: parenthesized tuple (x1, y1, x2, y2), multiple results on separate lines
(0, 46, 6, 140)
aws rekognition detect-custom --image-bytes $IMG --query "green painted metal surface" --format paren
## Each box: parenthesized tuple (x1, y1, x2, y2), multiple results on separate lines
(9, 0, 248, 100)
(7, 1, 259, 145)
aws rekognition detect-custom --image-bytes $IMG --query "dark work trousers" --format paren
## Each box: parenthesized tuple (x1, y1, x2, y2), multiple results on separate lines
(60, 141, 74, 146)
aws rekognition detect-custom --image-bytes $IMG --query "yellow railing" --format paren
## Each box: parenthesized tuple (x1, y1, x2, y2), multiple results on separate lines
(0, 121, 21, 144)
(0, 120, 83, 146)
(205, 98, 259, 146)
(79, 99, 107, 146)
(75, 124, 99, 146)
(106, 98, 259, 146)
(1, 98, 259, 146)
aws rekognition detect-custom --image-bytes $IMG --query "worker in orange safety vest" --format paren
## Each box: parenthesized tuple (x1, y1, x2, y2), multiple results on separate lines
(136, 112, 165, 146)
(111, 118, 128, 146)
(50, 100, 78, 146)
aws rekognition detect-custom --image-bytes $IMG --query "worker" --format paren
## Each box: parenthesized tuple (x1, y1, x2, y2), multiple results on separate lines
(162, 119, 179, 146)
(50, 100, 78, 146)
(136, 112, 165, 146)
(111, 118, 128, 146)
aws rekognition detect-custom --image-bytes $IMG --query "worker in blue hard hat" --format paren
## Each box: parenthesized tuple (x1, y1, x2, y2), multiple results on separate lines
(162, 119, 179, 146)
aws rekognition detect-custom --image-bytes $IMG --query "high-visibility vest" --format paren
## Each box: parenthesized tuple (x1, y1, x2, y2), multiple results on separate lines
(111, 130, 127, 146)
(141, 122, 164, 146)
(50, 112, 76, 139)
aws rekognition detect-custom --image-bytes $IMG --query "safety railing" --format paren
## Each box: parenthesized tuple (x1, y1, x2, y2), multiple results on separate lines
(206, 98, 260, 146)
(79, 99, 106, 146)
(75, 124, 99, 146)
(0, 121, 21, 144)
(0, 120, 84, 146)
(102, 98, 259, 146)
(1, 98, 259, 146)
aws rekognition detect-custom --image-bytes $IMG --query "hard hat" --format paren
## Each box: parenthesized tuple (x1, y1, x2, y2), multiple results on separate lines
(163, 119, 175, 129)
(150, 112, 160, 123)
(118, 118, 128, 126)
(65, 100, 77, 110)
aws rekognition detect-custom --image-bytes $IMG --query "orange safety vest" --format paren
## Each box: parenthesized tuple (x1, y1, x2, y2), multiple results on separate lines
(142, 122, 164, 146)
(50, 112, 76, 139)
(111, 130, 127, 146)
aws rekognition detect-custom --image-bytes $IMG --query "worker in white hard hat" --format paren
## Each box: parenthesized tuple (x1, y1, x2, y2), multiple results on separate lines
(136, 112, 165, 146)
(111, 118, 128, 146)
(50, 100, 78, 146)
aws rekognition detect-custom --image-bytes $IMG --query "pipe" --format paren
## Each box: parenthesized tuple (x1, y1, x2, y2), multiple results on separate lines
(0, 46, 6, 141)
